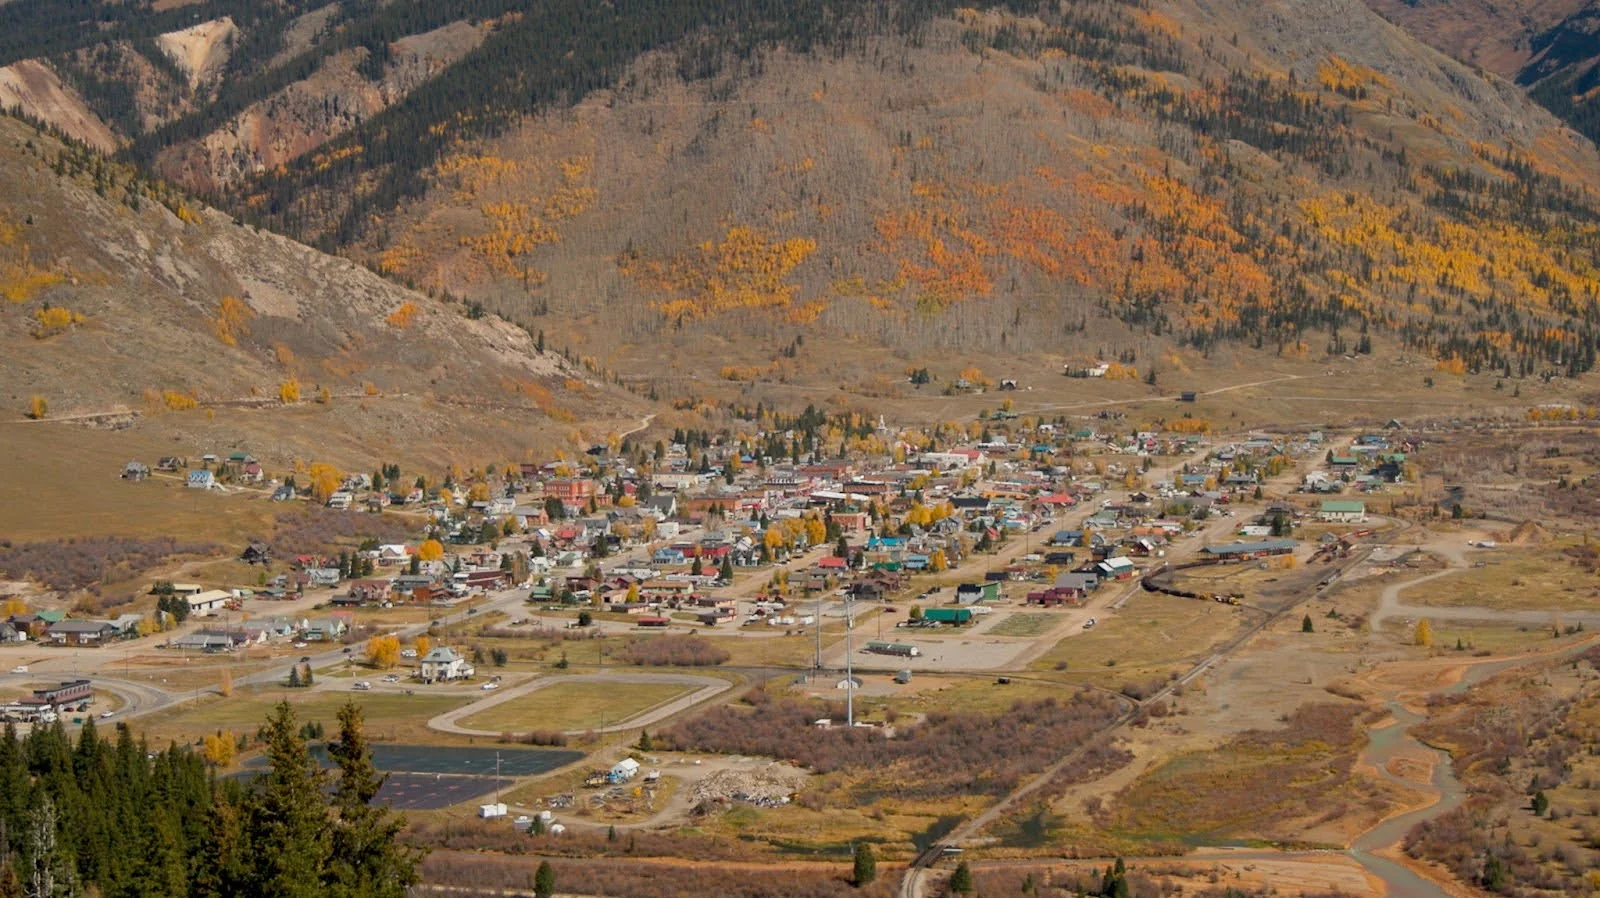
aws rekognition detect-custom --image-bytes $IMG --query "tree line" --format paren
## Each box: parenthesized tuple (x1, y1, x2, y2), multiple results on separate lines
(0, 700, 420, 898)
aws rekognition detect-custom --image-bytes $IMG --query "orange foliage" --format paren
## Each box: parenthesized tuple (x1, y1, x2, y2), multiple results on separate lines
(212, 296, 255, 346)
(386, 301, 420, 329)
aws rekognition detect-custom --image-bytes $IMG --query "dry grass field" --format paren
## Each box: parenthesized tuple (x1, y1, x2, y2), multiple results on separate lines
(1028, 593, 1247, 681)
(458, 679, 696, 733)
(138, 686, 476, 747)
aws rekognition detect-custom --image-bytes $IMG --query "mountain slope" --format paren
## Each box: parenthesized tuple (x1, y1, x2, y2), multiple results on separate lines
(6, 0, 1600, 394)
(1364, 0, 1600, 145)
(0, 114, 644, 469)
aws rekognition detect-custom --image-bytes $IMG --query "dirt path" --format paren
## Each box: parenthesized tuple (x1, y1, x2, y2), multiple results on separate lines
(1370, 536, 1600, 630)
(427, 671, 730, 737)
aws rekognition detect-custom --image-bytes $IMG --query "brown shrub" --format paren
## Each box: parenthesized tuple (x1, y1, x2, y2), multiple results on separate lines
(0, 536, 216, 592)
(614, 634, 731, 667)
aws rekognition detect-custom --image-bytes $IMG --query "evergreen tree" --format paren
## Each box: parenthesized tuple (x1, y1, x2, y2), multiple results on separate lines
(243, 702, 331, 898)
(852, 842, 876, 886)
(325, 701, 422, 898)
(534, 860, 555, 898)
(948, 859, 973, 894)
(191, 798, 246, 898)
(1301, 614, 1314, 633)
(288, 666, 302, 688)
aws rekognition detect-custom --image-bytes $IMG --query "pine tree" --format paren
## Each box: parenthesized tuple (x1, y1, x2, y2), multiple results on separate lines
(288, 666, 302, 688)
(852, 842, 876, 886)
(1301, 614, 1314, 633)
(534, 860, 555, 898)
(325, 701, 421, 898)
(637, 731, 652, 752)
(948, 859, 973, 894)
(243, 702, 331, 898)
(303, 665, 315, 687)
(192, 798, 246, 898)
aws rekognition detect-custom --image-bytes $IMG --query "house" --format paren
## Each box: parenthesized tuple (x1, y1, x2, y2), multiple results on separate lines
(1096, 557, 1138, 580)
(301, 617, 348, 641)
(955, 582, 1001, 605)
(419, 647, 474, 683)
(271, 484, 296, 502)
(326, 491, 354, 510)
(122, 461, 150, 481)
(186, 470, 216, 490)
(45, 620, 118, 646)
(1318, 500, 1367, 524)
(240, 542, 271, 565)
(609, 758, 641, 783)
(347, 579, 392, 603)
(0, 622, 22, 643)
(156, 456, 183, 472)
(186, 590, 232, 617)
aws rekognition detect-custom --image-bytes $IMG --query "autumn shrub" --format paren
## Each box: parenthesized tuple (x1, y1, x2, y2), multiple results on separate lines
(613, 634, 730, 667)
(267, 509, 413, 557)
(661, 693, 1122, 803)
(0, 536, 216, 592)
(386, 301, 420, 329)
(31, 306, 83, 338)
(213, 296, 254, 346)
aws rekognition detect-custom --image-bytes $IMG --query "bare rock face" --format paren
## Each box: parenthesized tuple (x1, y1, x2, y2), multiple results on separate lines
(0, 60, 118, 152)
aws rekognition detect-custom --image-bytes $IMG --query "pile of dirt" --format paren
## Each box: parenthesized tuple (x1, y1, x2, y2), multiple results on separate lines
(689, 763, 807, 813)
(1503, 521, 1552, 545)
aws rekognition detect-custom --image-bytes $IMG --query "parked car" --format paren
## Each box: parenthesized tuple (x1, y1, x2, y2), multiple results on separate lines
(292, 642, 307, 649)
(1083, 618, 1097, 629)
(382, 674, 400, 683)
(299, 656, 310, 663)
(480, 682, 499, 691)
(353, 682, 372, 691)
(401, 649, 418, 659)
(342, 647, 353, 654)
(9, 665, 27, 674)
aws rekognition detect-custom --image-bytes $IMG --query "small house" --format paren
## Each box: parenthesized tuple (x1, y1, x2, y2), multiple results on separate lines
(186, 470, 216, 490)
(121, 461, 150, 481)
(186, 590, 232, 617)
(609, 758, 640, 783)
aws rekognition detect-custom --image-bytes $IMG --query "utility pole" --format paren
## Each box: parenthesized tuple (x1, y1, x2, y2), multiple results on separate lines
(814, 595, 823, 680)
(845, 593, 854, 727)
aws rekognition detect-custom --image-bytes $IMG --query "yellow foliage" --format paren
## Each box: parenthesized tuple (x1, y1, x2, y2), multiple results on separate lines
(1414, 618, 1432, 647)
(201, 732, 235, 767)
(386, 301, 420, 329)
(279, 378, 301, 403)
(218, 668, 233, 697)
(174, 204, 203, 225)
(623, 226, 818, 320)
(308, 462, 342, 501)
(366, 635, 400, 669)
(1435, 356, 1467, 376)
(30, 305, 84, 338)
(213, 296, 255, 346)
(25, 395, 46, 419)
(414, 636, 431, 656)
(417, 539, 445, 561)
(1165, 418, 1211, 434)
(162, 390, 198, 411)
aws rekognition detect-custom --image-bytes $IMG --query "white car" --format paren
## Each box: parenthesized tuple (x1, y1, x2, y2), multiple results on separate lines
(10, 665, 27, 674)
(401, 649, 417, 659)
(293, 642, 307, 649)
(353, 681, 372, 691)
(1083, 618, 1097, 629)
(480, 682, 499, 691)
(98, 711, 114, 719)
(382, 674, 400, 683)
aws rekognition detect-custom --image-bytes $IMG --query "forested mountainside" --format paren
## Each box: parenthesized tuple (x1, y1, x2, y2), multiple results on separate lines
(1364, 0, 1600, 147)
(4, 0, 1600, 386)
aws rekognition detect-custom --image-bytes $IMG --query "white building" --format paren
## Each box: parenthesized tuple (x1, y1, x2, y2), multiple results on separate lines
(419, 647, 474, 683)
(610, 758, 640, 782)
(186, 590, 232, 617)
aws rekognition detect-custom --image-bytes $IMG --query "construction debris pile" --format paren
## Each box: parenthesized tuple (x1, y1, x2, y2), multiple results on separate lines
(690, 763, 807, 814)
